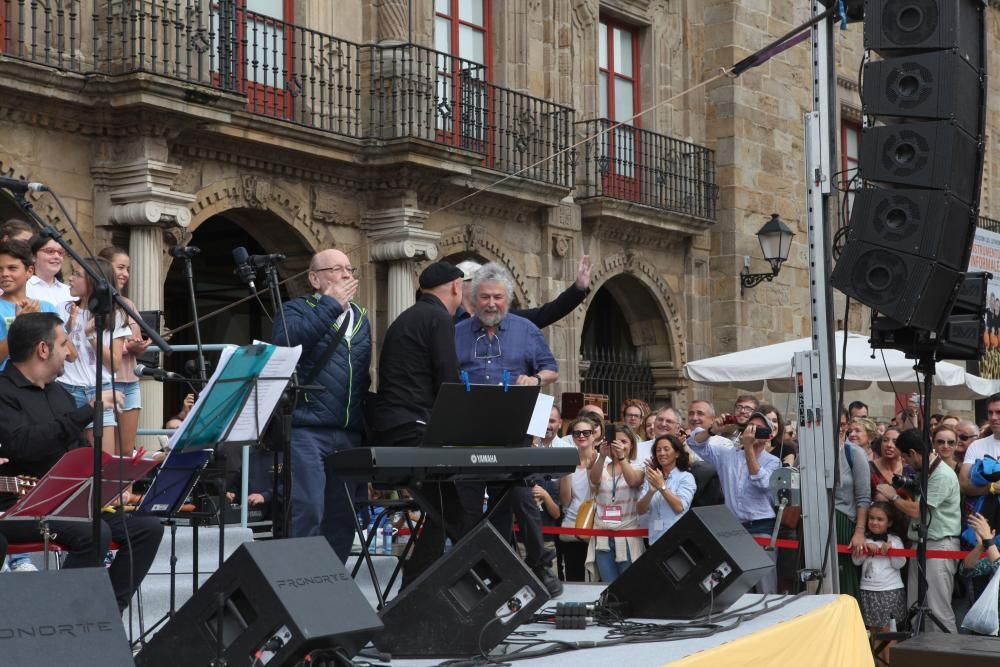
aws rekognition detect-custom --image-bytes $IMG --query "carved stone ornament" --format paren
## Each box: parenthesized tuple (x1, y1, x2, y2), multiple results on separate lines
(463, 223, 485, 253)
(552, 234, 572, 258)
(313, 189, 350, 226)
(242, 174, 271, 210)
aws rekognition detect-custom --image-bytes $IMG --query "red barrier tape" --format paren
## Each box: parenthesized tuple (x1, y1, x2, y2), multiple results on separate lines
(396, 524, 975, 560)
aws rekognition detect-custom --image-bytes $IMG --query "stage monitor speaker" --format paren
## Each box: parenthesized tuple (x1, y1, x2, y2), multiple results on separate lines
(865, 0, 985, 69)
(830, 240, 961, 330)
(892, 632, 1000, 666)
(136, 537, 382, 667)
(375, 521, 549, 658)
(863, 51, 982, 136)
(859, 121, 980, 206)
(845, 188, 975, 271)
(600, 505, 773, 619)
(0, 568, 134, 667)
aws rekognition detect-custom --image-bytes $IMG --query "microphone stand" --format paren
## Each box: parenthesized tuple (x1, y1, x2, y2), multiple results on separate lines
(171, 247, 209, 384)
(12, 191, 173, 567)
(264, 260, 298, 539)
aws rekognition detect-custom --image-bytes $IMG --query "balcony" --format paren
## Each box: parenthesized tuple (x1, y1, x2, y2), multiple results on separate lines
(0, 0, 574, 188)
(577, 119, 718, 222)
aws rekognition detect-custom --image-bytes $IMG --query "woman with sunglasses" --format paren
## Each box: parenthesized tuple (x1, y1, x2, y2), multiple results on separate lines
(932, 425, 961, 473)
(558, 416, 599, 581)
(586, 423, 644, 582)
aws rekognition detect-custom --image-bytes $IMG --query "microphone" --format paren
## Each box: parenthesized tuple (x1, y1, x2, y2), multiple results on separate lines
(0, 176, 47, 192)
(247, 252, 286, 268)
(168, 245, 201, 259)
(232, 246, 257, 291)
(135, 365, 185, 381)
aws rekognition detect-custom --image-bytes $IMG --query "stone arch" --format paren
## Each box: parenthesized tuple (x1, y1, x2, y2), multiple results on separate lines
(583, 251, 688, 405)
(186, 175, 324, 253)
(436, 223, 533, 306)
(0, 162, 68, 238)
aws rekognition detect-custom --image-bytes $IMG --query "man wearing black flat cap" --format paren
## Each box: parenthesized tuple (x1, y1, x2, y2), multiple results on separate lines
(370, 261, 464, 583)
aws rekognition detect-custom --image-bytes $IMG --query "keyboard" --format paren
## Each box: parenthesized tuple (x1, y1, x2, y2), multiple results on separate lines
(327, 447, 578, 486)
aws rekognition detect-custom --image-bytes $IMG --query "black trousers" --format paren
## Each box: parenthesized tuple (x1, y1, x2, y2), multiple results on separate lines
(455, 481, 551, 570)
(554, 538, 588, 582)
(372, 422, 466, 587)
(0, 512, 164, 611)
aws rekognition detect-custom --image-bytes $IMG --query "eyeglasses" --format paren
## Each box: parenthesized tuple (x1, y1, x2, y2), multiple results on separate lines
(934, 439, 956, 445)
(958, 434, 976, 441)
(735, 404, 756, 413)
(312, 265, 358, 277)
(624, 412, 642, 419)
(656, 418, 678, 425)
(571, 429, 594, 438)
(473, 333, 502, 359)
(38, 247, 65, 257)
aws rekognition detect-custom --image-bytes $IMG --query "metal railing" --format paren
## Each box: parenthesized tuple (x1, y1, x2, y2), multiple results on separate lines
(580, 347, 655, 418)
(0, 2, 574, 186)
(577, 119, 718, 220)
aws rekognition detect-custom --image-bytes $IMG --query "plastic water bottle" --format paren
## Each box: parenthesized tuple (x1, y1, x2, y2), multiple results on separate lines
(381, 519, 394, 555)
(366, 512, 377, 554)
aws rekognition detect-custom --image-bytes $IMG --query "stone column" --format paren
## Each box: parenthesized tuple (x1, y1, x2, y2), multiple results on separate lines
(94, 158, 195, 450)
(365, 207, 440, 324)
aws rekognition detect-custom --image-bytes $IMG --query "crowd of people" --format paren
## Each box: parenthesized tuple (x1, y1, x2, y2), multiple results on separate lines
(1, 231, 999, 664)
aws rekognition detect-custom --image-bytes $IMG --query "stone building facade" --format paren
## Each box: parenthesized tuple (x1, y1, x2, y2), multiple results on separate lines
(0, 0, 996, 433)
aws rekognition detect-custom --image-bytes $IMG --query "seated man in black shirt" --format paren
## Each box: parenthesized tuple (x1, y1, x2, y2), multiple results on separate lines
(0, 312, 163, 610)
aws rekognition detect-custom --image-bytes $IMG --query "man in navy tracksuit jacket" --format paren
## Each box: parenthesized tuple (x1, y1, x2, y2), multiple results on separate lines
(273, 248, 370, 562)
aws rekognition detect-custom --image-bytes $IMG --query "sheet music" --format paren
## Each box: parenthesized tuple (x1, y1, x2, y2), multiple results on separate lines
(226, 342, 302, 442)
(527, 392, 554, 438)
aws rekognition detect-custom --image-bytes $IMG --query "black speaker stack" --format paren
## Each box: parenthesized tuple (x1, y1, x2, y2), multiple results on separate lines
(829, 0, 989, 358)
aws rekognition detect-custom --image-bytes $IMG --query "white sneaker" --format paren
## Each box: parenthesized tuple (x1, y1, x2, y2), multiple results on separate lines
(9, 558, 38, 572)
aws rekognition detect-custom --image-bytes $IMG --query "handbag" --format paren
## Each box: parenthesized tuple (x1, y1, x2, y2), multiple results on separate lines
(575, 498, 596, 531)
(962, 559, 1000, 636)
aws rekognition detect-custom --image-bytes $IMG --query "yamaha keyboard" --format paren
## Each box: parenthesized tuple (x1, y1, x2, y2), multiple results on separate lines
(327, 446, 578, 485)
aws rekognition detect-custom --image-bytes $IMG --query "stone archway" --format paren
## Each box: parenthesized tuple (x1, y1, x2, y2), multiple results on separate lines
(582, 251, 687, 408)
(436, 223, 533, 307)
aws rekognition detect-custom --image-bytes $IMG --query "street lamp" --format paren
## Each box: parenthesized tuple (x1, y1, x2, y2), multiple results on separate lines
(740, 213, 795, 295)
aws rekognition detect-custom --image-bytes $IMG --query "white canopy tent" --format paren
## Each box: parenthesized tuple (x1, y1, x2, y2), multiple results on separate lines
(683, 332, 1000, 400)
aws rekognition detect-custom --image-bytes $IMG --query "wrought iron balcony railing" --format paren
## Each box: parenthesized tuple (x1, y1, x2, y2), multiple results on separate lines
(0, 1, 573, 187)
(577, 119, 718, 221)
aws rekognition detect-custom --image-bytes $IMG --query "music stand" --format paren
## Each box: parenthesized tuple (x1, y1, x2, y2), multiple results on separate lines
(4, 448, 159, 568)
(421, 382, 540, 446)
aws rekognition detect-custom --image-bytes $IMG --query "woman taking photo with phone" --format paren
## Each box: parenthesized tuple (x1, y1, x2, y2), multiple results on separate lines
(586, 423, 644, 582)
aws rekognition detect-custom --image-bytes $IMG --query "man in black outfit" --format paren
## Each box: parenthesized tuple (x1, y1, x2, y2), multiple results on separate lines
(370, 261, 464, 585)
(0, 312, 163, 610)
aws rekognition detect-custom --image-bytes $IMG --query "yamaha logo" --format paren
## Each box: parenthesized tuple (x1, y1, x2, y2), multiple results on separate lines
(470, 454, 498, 464)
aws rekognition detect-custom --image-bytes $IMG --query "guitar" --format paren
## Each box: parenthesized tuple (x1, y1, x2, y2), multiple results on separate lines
(0, 475, 38, 497)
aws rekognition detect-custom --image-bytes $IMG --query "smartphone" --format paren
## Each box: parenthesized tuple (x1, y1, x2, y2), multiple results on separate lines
(604, 422, 617, 443)
(723, 415, 738, 425)
(755, 426, 772, 439)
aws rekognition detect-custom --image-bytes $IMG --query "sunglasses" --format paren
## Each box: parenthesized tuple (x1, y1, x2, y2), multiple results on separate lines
(958, 434, 976, 441)
(934, 439, 956, 445)
(571, 429, 594, 438)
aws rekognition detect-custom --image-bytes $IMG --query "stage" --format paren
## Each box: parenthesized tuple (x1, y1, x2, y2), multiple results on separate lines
(349, 557, 873, 667)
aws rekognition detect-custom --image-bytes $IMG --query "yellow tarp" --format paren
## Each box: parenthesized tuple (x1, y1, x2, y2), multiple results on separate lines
(668, 595, 873, 667)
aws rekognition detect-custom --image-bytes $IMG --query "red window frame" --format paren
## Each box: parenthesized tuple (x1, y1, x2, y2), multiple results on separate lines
(214, 0, 295, 119)
(434, 0, 492, 153)
(599, 17, 641, 201)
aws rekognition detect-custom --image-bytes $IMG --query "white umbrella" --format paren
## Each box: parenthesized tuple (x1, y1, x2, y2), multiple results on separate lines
(683, 331, 1000, 399)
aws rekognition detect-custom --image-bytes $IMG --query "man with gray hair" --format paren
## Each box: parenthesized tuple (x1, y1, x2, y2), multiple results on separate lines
(454, 262, 562, 596)
(455, 255, 592, 329)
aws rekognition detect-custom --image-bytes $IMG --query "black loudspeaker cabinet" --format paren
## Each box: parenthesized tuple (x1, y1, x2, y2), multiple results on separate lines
(845, 188, 975, 271)
(863, 51, 983, 137)
(865, 0, 985, 70)
(600, 505, 773, 619)
(830, 240, 961, 330)
(859, 121, 980, 206)
(0, 568, 135, 667)
(136, 537, 382, 667)
(375, 521, 549, 658)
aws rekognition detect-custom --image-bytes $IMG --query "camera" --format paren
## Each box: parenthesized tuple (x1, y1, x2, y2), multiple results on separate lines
(892, 473, 921, 496)
(723, 415, 738, 425)
(754, 425, 772, 440)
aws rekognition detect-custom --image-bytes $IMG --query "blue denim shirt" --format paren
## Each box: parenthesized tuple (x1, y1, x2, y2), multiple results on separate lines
(455, 313, 557, 384)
